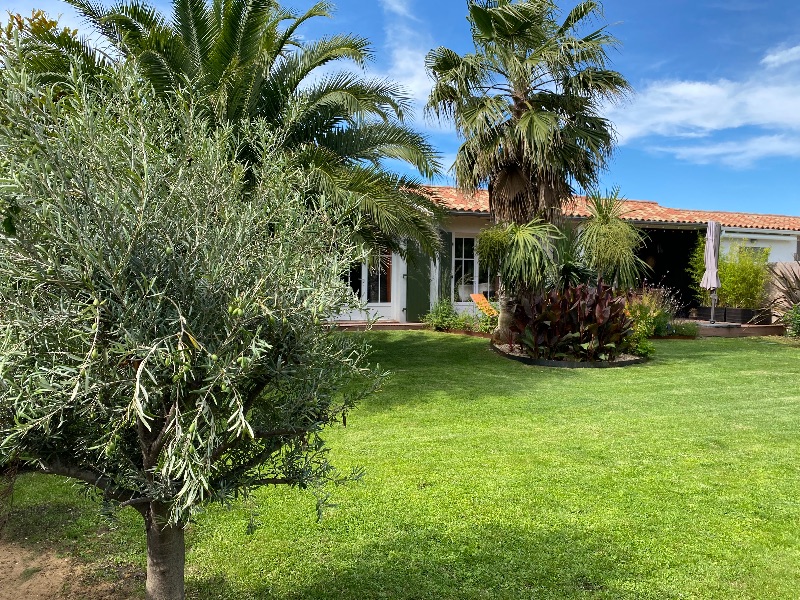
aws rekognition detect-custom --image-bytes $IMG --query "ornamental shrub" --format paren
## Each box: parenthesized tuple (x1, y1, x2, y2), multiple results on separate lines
(717, 244, 770, 309)
(625, 309, 657, 357)
(511, 283, 633, 362)
(627, 285, 684, 337)
(422, 299, 498, 333)
(783, 304, 800, 338)
(0, 63, 379, 599)
(422, 299, 460, 331)
(689, 237, 770, 309)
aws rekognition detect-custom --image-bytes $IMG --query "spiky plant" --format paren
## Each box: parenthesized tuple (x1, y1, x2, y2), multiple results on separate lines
(579, 188, 648, 289)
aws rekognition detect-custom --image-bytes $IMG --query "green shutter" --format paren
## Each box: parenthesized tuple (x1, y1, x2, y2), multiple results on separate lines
(438, 230, 453, 302)
(405, 241, 431, 322)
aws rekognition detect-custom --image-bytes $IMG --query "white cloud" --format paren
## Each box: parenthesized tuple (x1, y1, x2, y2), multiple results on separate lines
(606, 43, 800, 167)
(654, 135, 800, 168)
(375, 0, 443, 130)
(379, 0, 414, 20)
(384, 24, 431, 106)
(609, 78, 800, 143)
(761, 45, 800, 68)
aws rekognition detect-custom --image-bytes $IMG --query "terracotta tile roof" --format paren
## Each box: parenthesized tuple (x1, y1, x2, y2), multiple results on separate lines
(424, 185, 800, 232)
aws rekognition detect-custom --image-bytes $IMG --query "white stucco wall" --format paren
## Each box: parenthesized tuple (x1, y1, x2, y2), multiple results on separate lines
(720, 228, 799, 263)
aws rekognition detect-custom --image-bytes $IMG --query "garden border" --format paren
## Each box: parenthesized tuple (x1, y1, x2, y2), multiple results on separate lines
(491, 344, 647, 368)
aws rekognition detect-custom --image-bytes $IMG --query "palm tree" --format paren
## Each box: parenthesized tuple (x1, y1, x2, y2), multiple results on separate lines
(44, 0, 443, 255)
(426, 0, 629, 223)
(1, 10, 109, 84)
(426, 0, 630, 338)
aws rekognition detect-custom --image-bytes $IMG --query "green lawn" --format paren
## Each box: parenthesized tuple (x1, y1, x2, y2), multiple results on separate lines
(7, 332, 800, 599)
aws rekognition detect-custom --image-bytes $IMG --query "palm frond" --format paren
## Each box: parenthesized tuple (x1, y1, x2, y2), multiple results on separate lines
(173, 0, 215, 70)
(426, 0, 629, 226)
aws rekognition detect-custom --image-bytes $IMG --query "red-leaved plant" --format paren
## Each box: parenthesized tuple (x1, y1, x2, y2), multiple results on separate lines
(512, 283, 633, 361)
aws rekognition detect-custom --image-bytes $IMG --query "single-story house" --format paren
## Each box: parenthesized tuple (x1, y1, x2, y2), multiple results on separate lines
(340, 186, 800, 323)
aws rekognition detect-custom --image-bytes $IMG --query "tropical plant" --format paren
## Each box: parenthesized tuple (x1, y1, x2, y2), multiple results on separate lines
(579, 188, 648, 289)
(28, 0, 443, 256)
(425, 0, 630, 224)
(0, 64, 380, 600)
(782, 304, 800, 338)
(547, 223, 594, 291)
(476, 220, 558, 291)
(476, 219, 557, 340)
(512, 283, 633, 361)
(770, 261, 800, 313)
(425, 0, 629, 340)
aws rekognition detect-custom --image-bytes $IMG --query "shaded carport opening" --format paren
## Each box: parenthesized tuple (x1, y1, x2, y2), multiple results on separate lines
(635, 224, 705, 315)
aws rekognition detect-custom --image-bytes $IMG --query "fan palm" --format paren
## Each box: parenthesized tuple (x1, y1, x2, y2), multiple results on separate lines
(42, 0, 442, 255)
(426, 0, 629, 338)
(425, 0, 629, 224)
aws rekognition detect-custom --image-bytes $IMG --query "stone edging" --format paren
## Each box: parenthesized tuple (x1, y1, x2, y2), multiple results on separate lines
(442, 329, 493, 339)
(491, 344, 647, 369)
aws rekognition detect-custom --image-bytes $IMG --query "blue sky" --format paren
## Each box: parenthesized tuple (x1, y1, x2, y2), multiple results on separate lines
(4, 0, 800, 215)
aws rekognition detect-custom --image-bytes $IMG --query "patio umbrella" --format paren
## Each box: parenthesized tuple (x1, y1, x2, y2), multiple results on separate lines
(700, 220, 722, 323)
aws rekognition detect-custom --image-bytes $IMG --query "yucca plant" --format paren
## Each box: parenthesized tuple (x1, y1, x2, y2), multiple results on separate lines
(476, 219, 557, 340)
(547, 224, 595, 291)
(579, 188, 648, 289)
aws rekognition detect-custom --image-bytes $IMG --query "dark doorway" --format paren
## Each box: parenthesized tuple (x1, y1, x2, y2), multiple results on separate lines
(637, 227, 704, 314)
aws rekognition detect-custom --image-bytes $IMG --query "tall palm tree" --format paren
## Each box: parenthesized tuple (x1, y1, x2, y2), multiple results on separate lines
(426, 0, 629, 224)
(45, 0, 443, 255)
(426, 0, 629, 338)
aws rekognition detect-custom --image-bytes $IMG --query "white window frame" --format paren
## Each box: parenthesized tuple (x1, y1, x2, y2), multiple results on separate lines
(452, 236, 494, 304)
(344, 252, 393, 306)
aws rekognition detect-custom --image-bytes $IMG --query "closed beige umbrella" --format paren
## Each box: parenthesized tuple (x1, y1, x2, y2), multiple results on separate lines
(700, 221, 721, 323)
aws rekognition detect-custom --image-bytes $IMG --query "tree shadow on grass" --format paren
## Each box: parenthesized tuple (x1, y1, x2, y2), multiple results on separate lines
(188, 522, 642, 600)
(2, 473, 146, 564)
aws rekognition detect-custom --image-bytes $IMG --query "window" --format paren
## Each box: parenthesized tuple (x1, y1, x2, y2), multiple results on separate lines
(453, 236, 495, 301)
(343, 252, 392, 304)
(367, 253, 392, 303)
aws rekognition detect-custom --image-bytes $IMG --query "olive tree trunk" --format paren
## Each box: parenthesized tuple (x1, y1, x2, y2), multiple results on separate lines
(144, 502, 185, 600)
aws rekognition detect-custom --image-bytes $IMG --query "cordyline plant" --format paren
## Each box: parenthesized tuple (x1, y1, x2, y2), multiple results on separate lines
(512, 283, 633, 361)
(0, 61, 380, 600)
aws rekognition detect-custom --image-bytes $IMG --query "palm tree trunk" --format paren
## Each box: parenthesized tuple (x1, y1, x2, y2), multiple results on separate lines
(144, 502, 185, 600)
(493, 281, 516, 345)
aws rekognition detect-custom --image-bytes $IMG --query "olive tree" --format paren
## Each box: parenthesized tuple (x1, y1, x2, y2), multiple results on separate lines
(0, 62, 379, 600)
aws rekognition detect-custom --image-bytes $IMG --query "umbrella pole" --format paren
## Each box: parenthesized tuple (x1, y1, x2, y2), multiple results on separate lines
(710, 290, 717, 324)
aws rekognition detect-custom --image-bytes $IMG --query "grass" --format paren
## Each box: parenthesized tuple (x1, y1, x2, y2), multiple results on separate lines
(6, 332, 800, 599)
